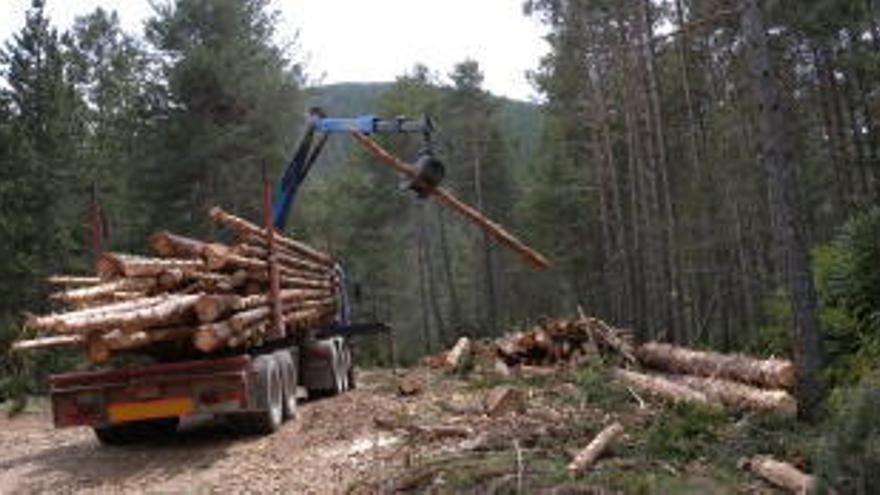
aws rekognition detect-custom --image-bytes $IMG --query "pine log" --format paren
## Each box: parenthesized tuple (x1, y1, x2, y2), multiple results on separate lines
(613, 368, 711, 405)
(446, 337, 471, 369)
(149, 231, 208, 259)
(636, 342, 795, 390)
(235, 242, 329, 275)
(209, 207, 335, 267)
(351, 131, 550, 270)
(195, 289, 334, 323)
(567, 422, 625, 474)
(97, 253, 205, 279)
(46, 276, 102, 286)
(12, 334, 86, 351)
(667, 374, 797, 414)
(50, 278, 157, 305)
(56, 294, 201, 333)
(193, 321, 235, 352)
(228, 305, 272, 332)
(26, 295, 168, 331)
(102, 327, 194, 351)
(741, 455, 816, 494)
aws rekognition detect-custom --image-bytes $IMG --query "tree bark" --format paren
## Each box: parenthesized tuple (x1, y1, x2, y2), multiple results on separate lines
(740, 0, 825, 419)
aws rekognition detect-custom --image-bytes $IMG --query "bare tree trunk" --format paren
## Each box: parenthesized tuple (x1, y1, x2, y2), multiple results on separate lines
(421, 203, 446, 345)
(740, 0, 825, 420)
(473, 154, 498, 334)
(436, 207, 462, 330)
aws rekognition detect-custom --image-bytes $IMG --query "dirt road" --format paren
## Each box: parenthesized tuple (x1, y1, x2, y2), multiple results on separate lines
(0, 371, 407, 494)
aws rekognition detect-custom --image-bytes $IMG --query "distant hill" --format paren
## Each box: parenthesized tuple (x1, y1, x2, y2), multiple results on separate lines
(302, 82, 543, 178)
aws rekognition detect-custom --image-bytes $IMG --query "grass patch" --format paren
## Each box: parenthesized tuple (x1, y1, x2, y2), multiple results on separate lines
(641, 403, 728, 462)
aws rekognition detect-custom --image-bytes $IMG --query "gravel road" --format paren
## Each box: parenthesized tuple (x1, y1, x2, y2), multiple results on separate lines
(0, 371, 405, 494)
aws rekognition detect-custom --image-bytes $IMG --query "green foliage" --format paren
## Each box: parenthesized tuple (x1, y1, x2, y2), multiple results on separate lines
(645, 403, 727, 461)
(816, 373, 880, 494)
(814, 208, 880, 385)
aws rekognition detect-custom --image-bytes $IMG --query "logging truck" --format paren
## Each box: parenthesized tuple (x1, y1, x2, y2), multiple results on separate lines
(49, 323, 369, 445)
(21, 111, 548, 444)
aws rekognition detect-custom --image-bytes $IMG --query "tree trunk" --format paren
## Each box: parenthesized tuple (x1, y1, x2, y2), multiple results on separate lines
(740, 0, 825, 420)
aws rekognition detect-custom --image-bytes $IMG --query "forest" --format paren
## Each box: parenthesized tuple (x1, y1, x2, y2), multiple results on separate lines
(0, 0, 879, 490)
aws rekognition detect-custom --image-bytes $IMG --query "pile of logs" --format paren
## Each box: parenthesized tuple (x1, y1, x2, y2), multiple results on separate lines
(494, 316, 636, 368)
(618, 342, 797, 415)
(431, 314, 797, 415)
(13, 207, 341, 363)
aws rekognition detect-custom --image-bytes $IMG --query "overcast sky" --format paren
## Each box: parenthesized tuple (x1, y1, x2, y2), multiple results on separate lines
(0, 0, 549, 101)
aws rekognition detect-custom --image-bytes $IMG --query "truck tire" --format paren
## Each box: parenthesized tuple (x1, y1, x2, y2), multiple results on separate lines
(247, 354, 283, 435)
(94, 417, 179, 446)
(272, 350, 297, 420)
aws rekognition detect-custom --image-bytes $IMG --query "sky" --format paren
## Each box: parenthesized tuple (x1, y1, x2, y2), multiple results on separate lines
(0, 0, 549, 101)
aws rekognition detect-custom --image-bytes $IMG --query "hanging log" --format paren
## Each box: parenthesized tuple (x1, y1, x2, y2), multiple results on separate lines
(567, 422, 625, 474)
(97, 253, 205, 279)
(635, 342, 795, 390)
(613, 368, 711, 405)
(667, 374, 797, 414)
(149, 231, 208, 259)
(351, 131, 550, 270)
(740, 455, 816, 494)
(209, 207, 335, 267)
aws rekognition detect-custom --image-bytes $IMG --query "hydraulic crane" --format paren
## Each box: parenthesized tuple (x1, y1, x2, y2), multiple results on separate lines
(272, 108, 445, 230)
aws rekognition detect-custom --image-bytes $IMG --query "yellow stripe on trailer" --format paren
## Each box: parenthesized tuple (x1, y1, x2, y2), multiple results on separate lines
(108, 397, 194, 423)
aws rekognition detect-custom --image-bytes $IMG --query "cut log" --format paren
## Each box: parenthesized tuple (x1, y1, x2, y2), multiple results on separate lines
(209, 207, 335, 267)
(741, 455, 816, 494)
(567, 422, 625, 474)
(12, 334, 86, 351)
(46, 276, 101, 286)
(445, 337, 471, 369)
(97, 253, 205, 279)
(613, 368, 711, 405)
(483, 386, 525, 417)
(26, 295, 168, 331)
(667, 374, 796, 414)
(56, 294, 201, 333)
(235, 242, 328, 275)
(636, 342, 795, 390)
(50, 278, 157, 305)
(149, 231, 208, 259)
(351, 131, 550, 271)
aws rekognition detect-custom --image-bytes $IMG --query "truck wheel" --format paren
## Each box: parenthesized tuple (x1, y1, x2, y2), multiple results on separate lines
(249, 354, 283, 434)
(94, 417, 179, 446)
(273, 350, 297, 420)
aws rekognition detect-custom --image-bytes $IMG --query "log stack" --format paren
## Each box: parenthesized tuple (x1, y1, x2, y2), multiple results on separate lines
(13, 207, 341, 363)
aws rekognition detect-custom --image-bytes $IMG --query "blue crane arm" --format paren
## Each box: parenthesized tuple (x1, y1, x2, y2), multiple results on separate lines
(271, 112, 434, 230)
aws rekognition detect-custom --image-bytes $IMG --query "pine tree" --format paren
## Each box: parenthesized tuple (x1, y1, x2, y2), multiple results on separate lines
(142, 0, 303, 234)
